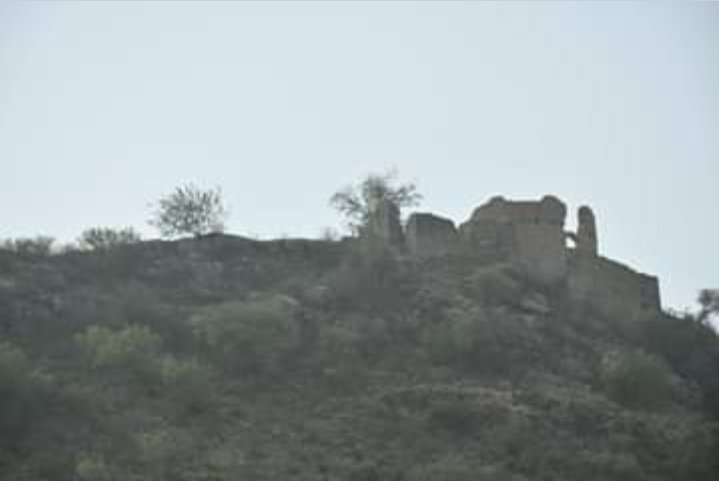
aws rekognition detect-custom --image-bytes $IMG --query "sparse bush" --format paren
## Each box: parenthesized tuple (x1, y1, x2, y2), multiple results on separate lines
(328, 239, 415, 313)
(420, 315, 477, 365)
(150, 184, 228, 238)
(641, 313, 719, 416)
(408, 453, 499, 480)
(75, 324, 161, 378)
(464, 263, 524, 306)
(599, 349, 674, 407)
(0, 236, 54, 258)
(78, 227, 141, 251)
(427, 400, 481, 435)
(75, 453, 113, 480)
(319, 226, 341, 242)
(133, 425, 192, 479)
(0, 342, 54, 439)
(190, 294, 299, 373)
(421, 307, 541, 374)
(204, 447, 249, 480)
(158, 355, 213, 410)
(158, 355, 206, 386)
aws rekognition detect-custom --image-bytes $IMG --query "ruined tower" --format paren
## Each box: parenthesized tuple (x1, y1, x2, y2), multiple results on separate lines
(575, 205, 598, 256)
(457, 195, 568, 284)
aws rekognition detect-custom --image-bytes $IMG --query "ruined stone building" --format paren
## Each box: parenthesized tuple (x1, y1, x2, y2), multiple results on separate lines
(367, 194, 661, 323)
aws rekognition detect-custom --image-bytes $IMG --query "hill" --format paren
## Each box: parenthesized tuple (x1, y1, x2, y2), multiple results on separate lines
(1, 209, 718, 479)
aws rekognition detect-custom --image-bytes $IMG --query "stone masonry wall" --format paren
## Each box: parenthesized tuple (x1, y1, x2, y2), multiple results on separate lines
(405, 213, 458, 257)
(567, 251, 661, 323)
(458, 195, 568, 284)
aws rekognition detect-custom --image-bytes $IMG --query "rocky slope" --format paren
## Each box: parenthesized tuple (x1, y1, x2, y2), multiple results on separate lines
(0, 234, 717, 479)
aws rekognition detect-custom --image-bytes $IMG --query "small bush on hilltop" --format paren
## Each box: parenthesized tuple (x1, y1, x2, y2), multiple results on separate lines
(599, 349, 674, 407)
(149, 184, 228, 238)
(78, 227, 141, 251)
(0, 236, 55, 258)
(329, 169, 421, 235)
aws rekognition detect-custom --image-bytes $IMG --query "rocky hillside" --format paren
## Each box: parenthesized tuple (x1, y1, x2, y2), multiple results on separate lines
(1, 234, 717, 479)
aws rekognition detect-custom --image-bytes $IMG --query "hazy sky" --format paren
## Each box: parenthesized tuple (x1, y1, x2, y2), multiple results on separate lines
(1, 1, 717, 312)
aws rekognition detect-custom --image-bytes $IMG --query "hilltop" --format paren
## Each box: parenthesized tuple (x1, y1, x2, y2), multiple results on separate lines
(0, 194, 718, 479)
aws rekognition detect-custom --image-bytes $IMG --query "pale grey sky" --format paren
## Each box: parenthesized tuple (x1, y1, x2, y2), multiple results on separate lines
(1, 1, 717, 312)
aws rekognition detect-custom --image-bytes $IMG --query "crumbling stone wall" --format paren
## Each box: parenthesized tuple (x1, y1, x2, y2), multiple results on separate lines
(458, 195, 568, 284)
(405, 213, 458, 257)
(567, 252, 661, 323)
(359, 193, 661, 322)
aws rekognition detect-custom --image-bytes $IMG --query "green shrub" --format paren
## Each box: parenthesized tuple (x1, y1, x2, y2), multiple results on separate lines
(133, 425, 191, 479)
(640, 314, 719, 417)
(190, 294, 299, 373)
(158, 355, 204, 385)
(158, 355, 213, 410)
(0, 341, 33, 392)
(78, 227, 141, 251)
(420, 307, 541, 374)
(427, 400, 481, 435)
(327, 239, 415, 314)
(599, 349, 674, 407)
(75, 453, 113, 480)
(204, 447, 250, 480)
(75, 324, 161, 377)
(407, 453, 500, 480)
(0, 342, 54, 438)
(420, 313, 479, 365)
(464, 263, 524, 306)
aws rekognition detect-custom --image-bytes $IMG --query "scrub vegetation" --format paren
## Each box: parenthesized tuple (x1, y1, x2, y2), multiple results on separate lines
(0, 179, 717, 479)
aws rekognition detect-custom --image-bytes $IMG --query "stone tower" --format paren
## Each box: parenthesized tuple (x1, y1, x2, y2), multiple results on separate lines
(458, 195, 568, 284)
(576, 205, 598, 256)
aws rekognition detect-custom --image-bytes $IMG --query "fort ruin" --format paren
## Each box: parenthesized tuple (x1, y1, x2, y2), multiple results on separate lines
(368, 195, 661, 322)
